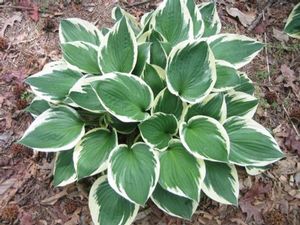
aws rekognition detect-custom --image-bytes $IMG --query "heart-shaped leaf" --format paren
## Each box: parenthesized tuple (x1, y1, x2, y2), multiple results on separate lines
(159, 140, 205, 201)
(107, 143, 160, 205)
(180, 115, 230, 162)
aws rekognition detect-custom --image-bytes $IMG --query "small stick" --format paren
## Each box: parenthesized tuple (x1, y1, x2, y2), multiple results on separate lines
(248, 0, 276, 31)
(126, 0, 152, 7)
(0, 5, 33, 10)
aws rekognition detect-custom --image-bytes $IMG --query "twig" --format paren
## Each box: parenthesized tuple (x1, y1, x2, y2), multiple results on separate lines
(126, 0, 151, 7)
(0, 5, 33, 10)
(281, 103, 300, 137)
(263, 11, 271, 83)
(248, 0, 276, 31)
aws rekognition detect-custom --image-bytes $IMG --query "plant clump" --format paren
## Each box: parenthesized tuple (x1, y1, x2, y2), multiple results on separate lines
(20, 0, 284, 224)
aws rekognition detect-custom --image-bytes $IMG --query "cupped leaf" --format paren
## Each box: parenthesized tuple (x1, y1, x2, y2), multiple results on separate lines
(112, 6, 141, 35)
(202, 161, 239, 205)
(198, 2, 221, 37)
(19, 106, 85, 152)
(139, 113, 178, 150)
(26, 98, 51, 118)
(26, 61, 81, 104)
(223, 116, 284, 166)
(159, 140, 205, 201)
(68, 76, 105, 113)
(141, 64, 165, 96)
(151, 184, 198, 220)
(132, 42, 151, 76)
(208, 33, 264, 69)
(109, 116, 138, 134)
(184, 0, 204, 37)
(166, 40, 216, 104)
(180, 115, 230, 163)
(107, 143, 160, 205)
(234, 72, 255, 95)
(225, 91, 258, 118)
(284, 3, 300, 39)
(184, 93, 227, 122)
(59, 18, 101, 45)
(98, 17, 137, 73)
(61, 41, 100, 74)
(53, 149, 76, 187)
(73, 128, 117, 179)
(214, 60, 241, 91)
(152, 0, 193, 45)
(152, 88, 184, 120)
(89, 176, 139, 225)
(91, 73, 154, 122)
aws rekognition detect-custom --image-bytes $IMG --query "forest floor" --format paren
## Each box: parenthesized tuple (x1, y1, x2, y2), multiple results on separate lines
(0, 0, 299, 224)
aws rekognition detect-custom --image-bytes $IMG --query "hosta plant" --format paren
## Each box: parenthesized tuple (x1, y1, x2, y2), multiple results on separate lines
(20, 0, 284, 224)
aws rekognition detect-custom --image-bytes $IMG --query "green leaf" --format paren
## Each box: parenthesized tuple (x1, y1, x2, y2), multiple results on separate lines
(152, 0, 193, 45)
(73, 128, 117, 179)
(208, 33, 264, 69)
(26, 61, 81, 104)
(152, 88, 184, 120)
(225, 91, 258, 118)
(68, 76, 106, 113)
(61, 41, 100, 74)
(202, 161, 239, 205)
(141, 64, 165, 96)
(53, 149, 76, 187)
(89, 176, 139, 225)
(19, 106, 85, 152)
(132, 42, 151, 76)
(198, 2, 221, 37)
(151, 184, 198, 220)
(109, 116, 138, 134)
(92, 73, 153, 122)
(166, 40, 216, 104)
(98, 17, 137, 73)
(139, 29, 168, 68)
(245, 165, 270, 176)
(184, 93, 227, 122)
(180, 115, 230, 163)
(284, 3, 300, 39)
(233, 72, 255, 95)
(214, 60, 241, 91)
(159, 140, 205, 201)
(139, 113, 178, 150)
(59, 18, 101, 45)
(223, 116, 284, 166)
(26, 98, 51, 118)
(112, 6, 141, 35)
(107, 143, 160, 205)
(184, 0, 204, 37)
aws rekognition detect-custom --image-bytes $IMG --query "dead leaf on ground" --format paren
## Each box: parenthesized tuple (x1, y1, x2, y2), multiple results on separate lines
(279, 64, 300, 99)
(65, 208, 81, 225)
(273, 28, 289, 42)
(226, 7, 256, 27)
(0, 178, 17, 195)
(0, 13, 23, 37)
(41, 189, 68, 206)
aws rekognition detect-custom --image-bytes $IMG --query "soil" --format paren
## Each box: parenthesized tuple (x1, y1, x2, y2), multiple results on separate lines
(0, 0, 299, 225)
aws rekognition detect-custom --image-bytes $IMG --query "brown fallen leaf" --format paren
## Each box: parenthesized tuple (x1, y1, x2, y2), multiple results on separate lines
(0, 178, 17, 195)
(239, 182, 272, 224)
(280, 64, 300, 99)
(226, 7, 256, 27)
(41, 189, 68, 205)
(273, 28, 289, 42)
(65, 208, 81, 225)
(0, 12, 23, 37)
